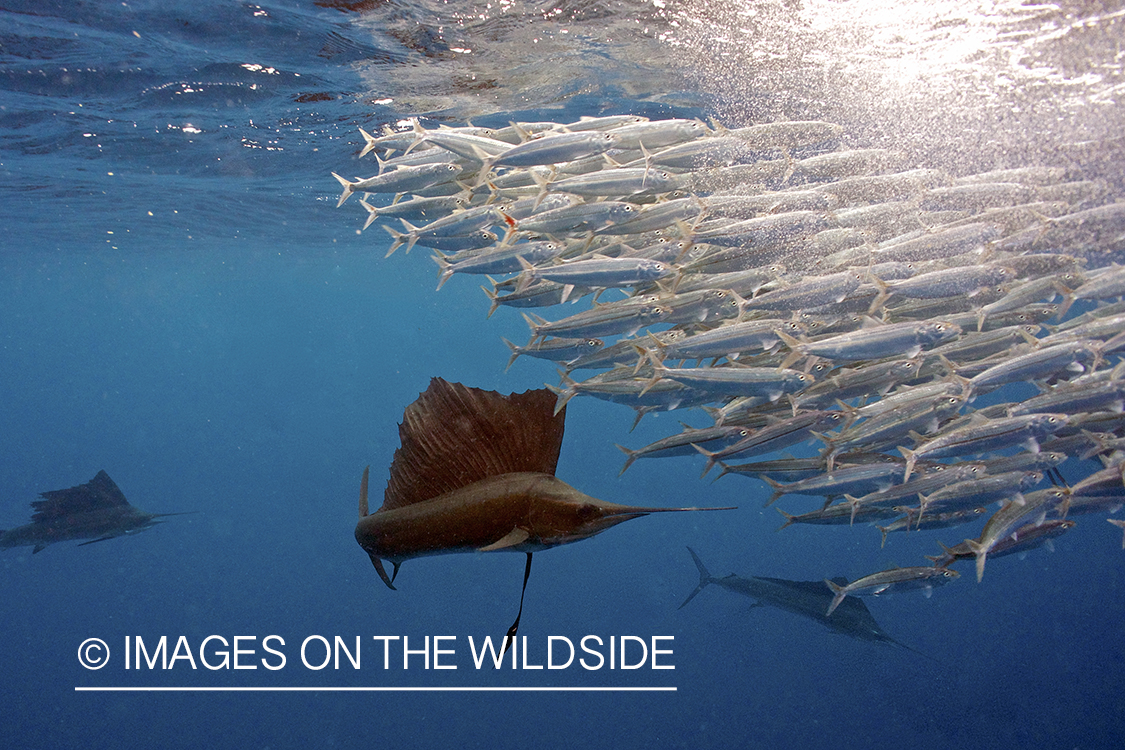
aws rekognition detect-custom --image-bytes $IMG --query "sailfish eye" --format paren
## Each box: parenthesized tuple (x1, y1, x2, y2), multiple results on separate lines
(577, 504, 598, 521)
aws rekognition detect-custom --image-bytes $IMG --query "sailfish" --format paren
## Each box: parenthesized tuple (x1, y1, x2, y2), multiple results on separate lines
(0, 470, 191, 553)
(355, 377, 732, 647)
(679, 547, 936, 659)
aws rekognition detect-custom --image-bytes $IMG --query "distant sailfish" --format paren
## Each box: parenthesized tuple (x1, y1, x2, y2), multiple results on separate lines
(355, 377, 732, 649)
(0, 470, 191, 553)
(679, 547, 930, 657)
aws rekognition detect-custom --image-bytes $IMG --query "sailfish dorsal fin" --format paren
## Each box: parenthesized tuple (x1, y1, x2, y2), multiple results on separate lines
(381, 378, 567, 511)
(31, 470, 130, 522)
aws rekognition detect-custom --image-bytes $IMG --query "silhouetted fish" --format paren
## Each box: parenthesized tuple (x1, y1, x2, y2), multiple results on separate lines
(679, 547, 930, 657)
(0, 470, 190, 553)
(355, 378, 732, 648)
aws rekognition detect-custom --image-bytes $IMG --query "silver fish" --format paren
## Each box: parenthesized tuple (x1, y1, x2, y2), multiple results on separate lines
(507, 201, 639, 236)
(967, 340, 1101, 394)
(899, 413, 1068, 480)
(965, 488, 1070, 582)
(481, 130, 619, 173)
(875, 508, 987, 548)
(698, 411, 849, 476)
(517, 256, 674, 293)
(825, 566, 958, 616)
(503, 336, 603, 371)
(616, 425, 752, 475)
(332, 163, 463, 206)
(524, 297, 671, 339)
(778, 319, 960, 367)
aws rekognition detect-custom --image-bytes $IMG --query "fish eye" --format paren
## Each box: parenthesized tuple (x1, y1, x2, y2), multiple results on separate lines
(577, 504, 599, 521)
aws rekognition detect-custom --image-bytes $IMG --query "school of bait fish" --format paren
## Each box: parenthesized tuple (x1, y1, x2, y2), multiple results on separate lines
(331, 114, 1125, 613)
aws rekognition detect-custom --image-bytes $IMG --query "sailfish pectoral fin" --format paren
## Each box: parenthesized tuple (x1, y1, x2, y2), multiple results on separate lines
(369, 553, 397, 590)
(501, 552, 534, 658)
(478, 527, 530, 552)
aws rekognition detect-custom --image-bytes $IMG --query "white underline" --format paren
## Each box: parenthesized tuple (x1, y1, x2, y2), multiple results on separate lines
(75, 686, 676, 692)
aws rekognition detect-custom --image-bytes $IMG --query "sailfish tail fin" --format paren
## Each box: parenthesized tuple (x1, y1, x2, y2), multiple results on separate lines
(679, 546, 714, 609)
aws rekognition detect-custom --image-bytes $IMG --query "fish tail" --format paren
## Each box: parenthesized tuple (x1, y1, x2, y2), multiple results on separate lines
(760, 475, 785, 506)
(358, 127, 379, 159)
(775, 508, 797, 531)
(358, 198, 380, 231)
(398, 218, 421, 254)
(528, 169, 551, 210)
(469, 144, 497, 186)
(963, 538, 987, 582)
(373, 153, 392, 177)
(927, 541, 959, 568)
(615, 444, 638, 476)
(481, 285, 501, 318)
(702, 405, 724, 426)
(898, 446, 916, 482)
(678, 547, 713, 609)
(915, 493, 930, 527)
(691, 443, 718, 478)
(332, 172, 354, 208)
(711, 461, 733, 484)
(867, 276, 890, 316)
(629, 406, 650, 433)
(502, 338, 520, 372)
(514, 255, 535, 295)
(434, 254, 454, 291)
(383, 225, 407, 257)
(521, 311, 547, 341)
(1055, 292, 1075, 321)
(402, 119, 427, 156)
(824, 579, 847, 616)
(545, 373, 577, 415)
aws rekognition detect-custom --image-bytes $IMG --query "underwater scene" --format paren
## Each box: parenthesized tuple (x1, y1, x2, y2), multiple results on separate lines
(2, 0, 1124, 748)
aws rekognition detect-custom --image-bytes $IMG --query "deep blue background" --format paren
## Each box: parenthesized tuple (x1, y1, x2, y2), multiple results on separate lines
(1, 1, 1123, 748)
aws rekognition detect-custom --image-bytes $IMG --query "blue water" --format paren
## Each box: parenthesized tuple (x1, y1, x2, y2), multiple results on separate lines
(2, 1, 1124, 748)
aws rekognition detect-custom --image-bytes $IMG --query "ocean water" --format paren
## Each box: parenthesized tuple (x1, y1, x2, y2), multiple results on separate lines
(2, 1, 1124, 748)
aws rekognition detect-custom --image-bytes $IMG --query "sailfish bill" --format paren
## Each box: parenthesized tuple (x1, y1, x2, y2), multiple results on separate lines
(354, 377, 734, 646)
